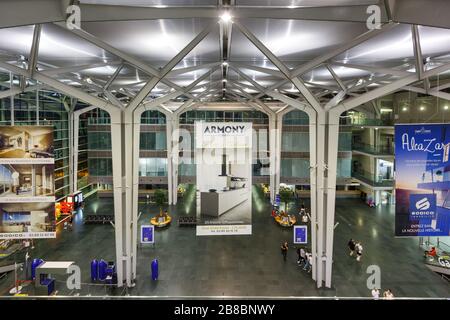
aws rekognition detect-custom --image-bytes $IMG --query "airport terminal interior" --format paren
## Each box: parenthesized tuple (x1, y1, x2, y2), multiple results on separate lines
(0, 0, 449, 298)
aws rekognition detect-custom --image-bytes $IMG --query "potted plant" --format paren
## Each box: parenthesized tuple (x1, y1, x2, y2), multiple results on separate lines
(154, 189, 168, 215)
(279, 187, 294, 212)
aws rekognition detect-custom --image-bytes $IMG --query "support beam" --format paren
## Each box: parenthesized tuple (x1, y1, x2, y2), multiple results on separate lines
(326, 64, 346, 92)
(0, 61, 121, 110)
(41, 62, 121, 76)
(168, 62, 221, 77)
(126, 23, 214, 111)
(412, 25, 424, 81)
(230, 62, 284, 78)
(78, 4, 388, 23)
(330, 62, 411, 78)
(28, 24, 42, 78)
(104, 64, 124, 90)
(229, 65, 266, 92)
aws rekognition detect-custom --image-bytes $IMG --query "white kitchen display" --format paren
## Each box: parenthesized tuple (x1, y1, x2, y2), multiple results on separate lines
(0, 126, 55, 239)
(195, 122, 252, 236)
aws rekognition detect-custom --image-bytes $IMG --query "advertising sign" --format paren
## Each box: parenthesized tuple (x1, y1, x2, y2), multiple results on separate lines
(195, 122, 253, 236)
(395, 124, 450, 237)
(293, 225, 307, 244)
(275, 194, 280, 206)
(141, 225, 154, 244)
(0, 126, 55, 239)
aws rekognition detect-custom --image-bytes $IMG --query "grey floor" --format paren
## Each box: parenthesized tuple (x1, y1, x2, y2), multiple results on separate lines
(0, 185, 448, 298)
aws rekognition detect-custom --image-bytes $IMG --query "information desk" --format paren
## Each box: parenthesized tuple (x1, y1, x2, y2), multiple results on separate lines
(150, 216, 172, 228)
(200, 187, 247, 217)
(35, 261, 75, 295)
(275, 215, 297, 227)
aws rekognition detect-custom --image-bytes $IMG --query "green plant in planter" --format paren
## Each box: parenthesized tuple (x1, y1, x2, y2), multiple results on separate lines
(279, 187, 294, 212)
(154, 189, 168, 214)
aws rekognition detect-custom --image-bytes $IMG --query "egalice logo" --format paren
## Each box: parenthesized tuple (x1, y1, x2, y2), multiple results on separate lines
(416, 197, 431, 211)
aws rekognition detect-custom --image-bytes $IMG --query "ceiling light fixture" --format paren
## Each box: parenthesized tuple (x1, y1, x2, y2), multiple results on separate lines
(222, 61, 228, 66)
(220, 12, 232, 23)
(444, 105, 449, 110)
(420, 106, 425, 111)
(222, 79, 227, 82)
(402, 107, 408, 111)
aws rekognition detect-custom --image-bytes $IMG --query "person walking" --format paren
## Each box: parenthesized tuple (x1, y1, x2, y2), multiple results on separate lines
(348, 239, 356, 256)
(355, 242, 363, 262)
(281, 241, 289, 262)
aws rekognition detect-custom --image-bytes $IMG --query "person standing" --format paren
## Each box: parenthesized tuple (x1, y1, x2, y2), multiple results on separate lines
(68, 214, 73, 231)
(348, 239, 356, 256)
(296, 247, 301, 264)
(299, 247, 306, 266)
(299, 202, 306, 215)
(303, 252, 312, 272)
(281, 241, 289, 262)
(383, 289, 394, 299)
(355, 242, 363, 262)
(371, 288, 380, 299)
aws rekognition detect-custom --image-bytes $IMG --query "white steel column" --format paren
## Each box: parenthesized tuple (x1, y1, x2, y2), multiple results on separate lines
(268, 114, 279, 204)
(131, 108, 140, 281)
(68, 110, 74, 194)
(171, 116, 180, 205)
(274, 111, 283, 198)
(131, 91, 181, 281)
(110, 107, 126, 287)
(166, 113, 174, 205)
(123, 109, 134, 287)
(267, 91, 319, 284)
(324, 110, 340, 288)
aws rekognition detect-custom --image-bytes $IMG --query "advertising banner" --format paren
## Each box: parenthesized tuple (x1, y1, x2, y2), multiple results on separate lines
(0, 126, 56, 239)
(293, 226, 307, 244)
(395, 124, 450, 237)
(141, 225, 154, 244)
(195, 122, 252, 236)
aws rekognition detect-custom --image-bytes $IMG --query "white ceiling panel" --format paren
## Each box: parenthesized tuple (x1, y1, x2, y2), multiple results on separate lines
(82, 18, 215, 68)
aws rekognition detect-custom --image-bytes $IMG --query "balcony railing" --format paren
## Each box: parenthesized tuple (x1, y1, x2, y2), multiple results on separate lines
(352, 169, 394, 187)
(352, 142, 394, 155)
(340, 117, 394, 126)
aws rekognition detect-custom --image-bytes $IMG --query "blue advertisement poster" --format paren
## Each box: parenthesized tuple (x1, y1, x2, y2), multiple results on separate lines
(141, 225, 154, 244)
(293, 226, 307, 244)
(395, 124, 450, 237)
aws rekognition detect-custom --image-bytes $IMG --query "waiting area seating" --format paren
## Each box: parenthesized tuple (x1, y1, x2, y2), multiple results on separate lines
(84, 215, 114, 224)
(178, 216, 197, 226)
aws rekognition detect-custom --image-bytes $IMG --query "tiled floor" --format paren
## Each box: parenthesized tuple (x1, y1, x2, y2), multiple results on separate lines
(0, 186, 448, 298)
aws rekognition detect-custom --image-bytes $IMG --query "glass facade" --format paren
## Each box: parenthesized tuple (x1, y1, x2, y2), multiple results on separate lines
(282, 110, 309, 125)
(140, 132, 166, 150)
(0, 72, 71, 200)
(280, 110, 352, 180)
(281, 158, 309, 178)
(139, 158, 168, 176)
(88, 158, 113, 176)
(281, 132, 309, 152)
